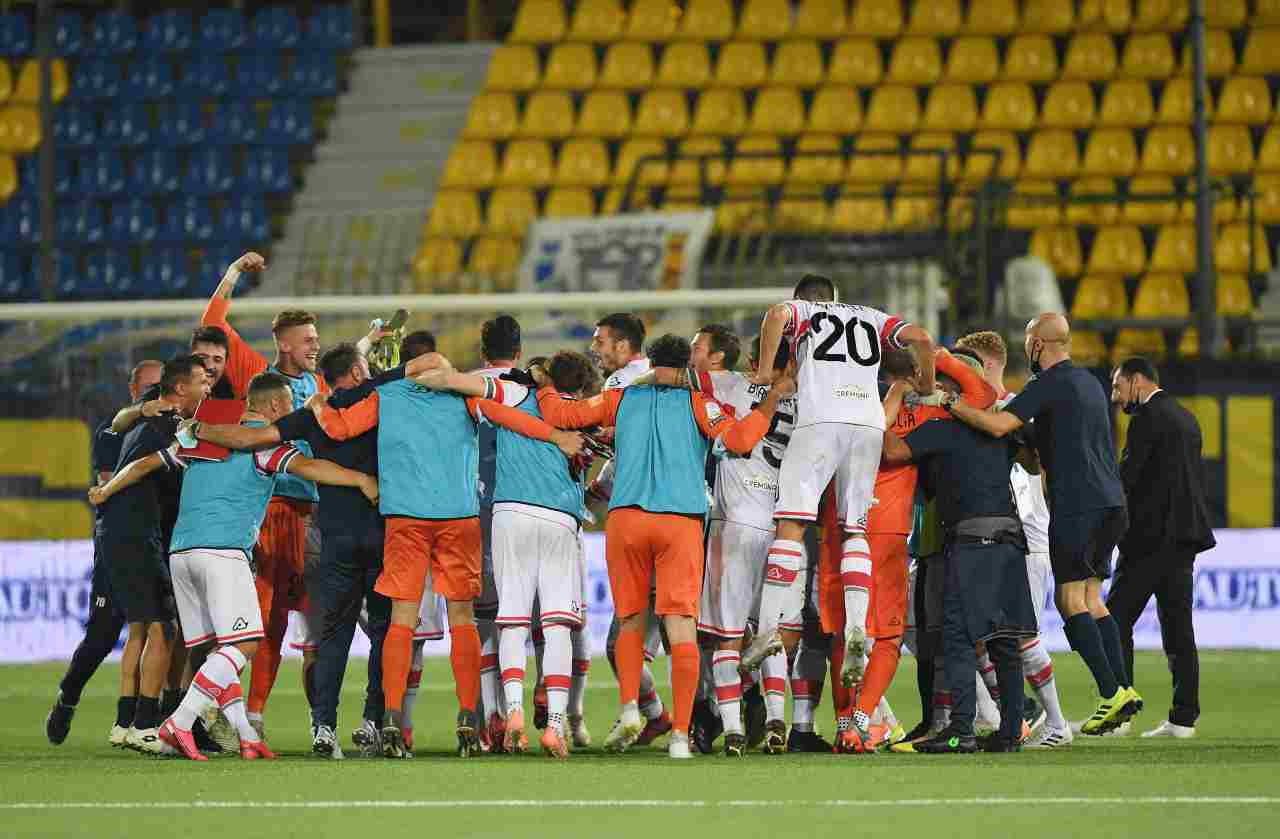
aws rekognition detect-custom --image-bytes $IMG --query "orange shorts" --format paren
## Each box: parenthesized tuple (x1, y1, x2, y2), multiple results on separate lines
(254, 497, 312, 616)
(818, 530, 910, 639)
(605, 508, 704, 619)
(377, 516, 482, 603)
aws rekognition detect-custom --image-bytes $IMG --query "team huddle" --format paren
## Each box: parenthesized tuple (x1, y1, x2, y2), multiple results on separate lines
(45, 252, 1145, 761)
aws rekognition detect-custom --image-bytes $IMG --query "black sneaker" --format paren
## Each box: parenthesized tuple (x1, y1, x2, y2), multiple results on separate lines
(902, 719, 933, 743)
(723, 732, 747, 757)
(382, 710, 408, 759)
(1022, 695, 1046, 733)
(914, 725, 978, 754)
(979, 734, 1023, 753)
(46, 694, 75, 745)
(743, 685, 766, 749)
(456, 709, 481, 758)
(761, 719, 787, 754)
(690, 698, 721, 754)
(786, 729, 834, 753)
(191, 718, 224, 753)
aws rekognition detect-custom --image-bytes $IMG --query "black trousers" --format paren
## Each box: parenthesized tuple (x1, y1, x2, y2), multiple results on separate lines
(59, 553, 126, 705)
(1106, 549, 1200, 727)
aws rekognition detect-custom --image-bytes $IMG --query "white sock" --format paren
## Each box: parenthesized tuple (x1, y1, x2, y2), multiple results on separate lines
(761, 650, 787, 723)
(569, 626, 590, 716)
(975, 672, 1001, 729)
(789, 641, 826, 733)
(478, 618, 500, 721)
(638, 628, 664, 720)
(499, 625, 528, 716)
(840, 530, 872, 639)
(977, 650, 1002, 701)
(761, 539, 807, 634)
(542, 625, 571, 729)
(1021, 637, 1068, 729)
(876, 695, 899, 729)
(711, 650, 743, 734)
(176, 646, 255, 742)
(402, 640, 425, 730)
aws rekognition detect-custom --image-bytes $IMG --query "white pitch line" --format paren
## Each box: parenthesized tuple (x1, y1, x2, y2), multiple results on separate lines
(2, 797, 1279, 811)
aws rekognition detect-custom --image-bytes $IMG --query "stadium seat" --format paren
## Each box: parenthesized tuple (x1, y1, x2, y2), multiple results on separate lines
(906, 0, 960, 34)
(463, 92, 518, 140)
(208, 101, 260, 145)
(1177, 189, 1237, 225)
(263, 101, 314, 145)
(1024, 130, 1081, 179)
(771, 41, 824, 87)
(250, 7, 301, 48)
(289, 52, 339, 97)
(87, 10, 137, 56)
(1133, 0, 1187, 32)
(689, 88, 745, 135)
(747, 87, 805, 135)
(0, 62, 10, 103)
(413, 238, 463, 285)
(1205, 0, 1246, 27)
(1003, 35, 1058, 82)
(543, 43, 597, 89)
(0, 106, 39, 153)
(714, 42, 767, 87)
(198, 8, 248, 51)
(887, 37, 942, 85)
(486, 187, 539, 236)
(1098, 79, 1155, 127)
(1257, 0, 1280, 23)
(220, 195, 269, 242)
(626, 0, 680, 40)
(851, 0, 903, 37)
(847, 134, 902, 183)
(0, 13, 33, 55)
(737, 0, 790, 39)
(1156, 78, 1211, 124)
(0, 250, 33, 301)
(485, 45, 540, 91)
(903, 133, 959, 182)
(888, 194, 939, 229)
(808, 86, 861, 133)
(178, 54, 231, 98)
(1216, 223, 1272, 273)
(234, 53, 284, 98)
(794, 0, 848, 38)
(669, 137, 726, 186)
(1078, 0, 1133, 30)
(108, 197, 158, 243)
(155, 102, 205, 147)
(130, 149, 180, 196)
(509, 0, 567, 43)
(53, 12, 83, 56)
(0, 154, 13, 202)
(569, 0, 625, 41)
(1217, 77, 1271, 124)
(1021, 0, 1074, 31)
(922, 85, 978, 132)
(555, 137, 610, 186)
(656, 42, 711, 87)
(1127, 274, 1189, 356)
(244, 147, 292, 193)
(963, 0, 1017, 34)
(1207, 125, 1255, 175)
(1072, 274, 1129, 318)
(519, 91, 575, 139)
(1006, 180, 1062, 228)
(830, 193, 890, 233)
(944, 37, 999, 83)
(1042, 82, 1096, 129)
(1179, 29, 1236, 78)
(1259, 126, 1280, 172)
(498, 139, 554, 186)
(1122, 175, 1178, 224)
(1148, 224, 1197, 272)
(600, 43, 654, 88)
(89, 250, 139, 299)
(426, 190, 483, 237)
(69, 58, 120, 102)
(1083, 129, 1139, 177)
(1031, 226, 1084, 277)
(142, 10, 193, 53)
(715, 192, 772, 233)
(183, 148, 234, 196)
(78, 150, 126, 198)
(613, 138, 669, 185)
(468, 236, 522, 277)
(1122, 33, 1175, 78)
(1141, 126, 1194, 175)
(1069, 178, 1117, 227)
(442, 141, 497, 188)
(1062, 34, 1118, 81)
(635, 89, 691, 136)
(577, 90, 634, 137)
(727, 136, 784, 186)
(53, 106, 96, 148)
(1217, 273, 1253, 316)
(774, 194, 829, 231)
(980, 82, 1036, 131)
(306, 5, 356, 50)
(1087, 225, 1147, 274)
(864, 86, 920, 134)
(13, 58, 68, 104)
(57, 199, 104, 243)
(787, 134, 844, 185)
(19, 153, 72, 196)
(829, 38, 883, 86)
(1255, 173, 1280, 222)
(544, 187, 596, 218)
(122, 55, 176, 100)
(964, 131, 1020, 181)
(678, 0, 735, 41)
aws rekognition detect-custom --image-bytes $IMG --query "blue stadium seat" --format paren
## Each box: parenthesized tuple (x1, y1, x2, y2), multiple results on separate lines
(53, 105, 98, 148)
(70, 59, 122, 102)
(121, 56, 175, 101)
(0, 250, 35, 301)
(129, 149, 180, 195)
(140, 248, 188, 297)
(208, 101, 260, 145)
(85, 249, 138, 299)
(263, 101, 313, 145)
(57, 200, 105, 243)
(193, 246, 242, 296)
(5, 197, 38, 243)
(87, 10, 138, 56)
(178, 53, 232, 98)
(102, 103, 152, 148)
(198, 8, 247, 52)
(0, 13, 32, 55)
(305, 6, 355, 50)
(244, 147, 292, 193)
(155, 102, 206, 147)
(54, 12, 84, 56)
(289, 52, 339, 96)
(19, 154, 74, 197)
(109, 198, 159, 242)
(77, 151, 126, 198)
(55, 250, 88, 300)
(235, 53, 285, 97)
(182, 148, 234, 196)
(142, 10, 193, 53)
(251, 7, 302, 49)
(220, 196, 270, 242)
(162, 197, 216, 243)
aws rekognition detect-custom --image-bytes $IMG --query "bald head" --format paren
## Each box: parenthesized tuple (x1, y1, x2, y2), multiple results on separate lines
(1027, 313, 1070, 343)
(1024, 312, 1072, 372)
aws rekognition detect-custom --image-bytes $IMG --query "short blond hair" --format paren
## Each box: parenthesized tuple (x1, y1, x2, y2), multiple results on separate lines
(272, 310, 317, 336)
(956, 331, 1007, 364)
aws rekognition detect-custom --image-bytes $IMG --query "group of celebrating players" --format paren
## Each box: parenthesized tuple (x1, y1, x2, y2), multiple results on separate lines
(44, 250, 1145, 761)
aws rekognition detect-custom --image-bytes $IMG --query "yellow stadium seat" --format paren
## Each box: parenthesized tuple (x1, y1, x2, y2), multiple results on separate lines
(1207, 125, 1255, 176)
(427, 190, 483, 237)
(1024, 130, 1080, 179)
(543, 187, 597, 218)
(486, 187, 539, 236)
(1217, 77, 1271, 124)
(1073, 275, 1129, 320)
(980, 82, 1036, 131)
(728, 136, 784, 186)
(0, 62, 11, 104)
(658, 187, 702, 213)
(1020, 0, 1074, 32)
(1259, 126, 1280, 172)
(0, 152, 16, 202)
(519, 91, 575, 139)
(613, 138, 670, 185)
(599, 43, 654, 88)
(509, 0, 567, 43)
(1031, 226, 1085, 277)
(678, 0, 735, 41)
(1208, 0, 1247, 27)
(577, 90, 634, 137)
(714, 41, 768, 87)
(1067, 177, 1121, 225)
(964, 131, 1021, 181)
(808, 86, 861, 133)
(922, 84, 978, 132)
(1216, 223, 1272, 273)
(787, 134, 845, 184)
(963, 0, 1018, 34)
(1007, 181, 1062, 228)
(847, 134, 902, 183)
(770, 41, 824, 87)
(555, 137, 610, 187)
(1083, 128, 1138, 177)
(1122, 33, 1175, 78)
(864, 85, 920, 134)
(887, 37, 943, 85)
(1078, 0, 1133, 31)
(944, 37, 999, 83)
(737, 0, 791, 39)
(690, 88, 746, 135)
(1134, 273, 1190, 315)
(1179, 29, 1236, 78)
(1257, 0, 1280, 22)
(903, 132, 958, 182)
(670, 137, 727, 185)
(830, 193, 890, 233)
(600, 185, 658, 213)
(1061, 34, 1118, 81)
(569, 0, 625, 41)
(907, 0, 960, 34)
(1255, 173, 1280, 222)
(1133, 0, 1187, 32)
(1177, 189, 1237, 225)
(13, 59, 68, 104)
(542, 44, 597, 89)
(774, 194, 830, 231)
(656, 42, 711, 87)
(1123, 176, 1179, 224)
(463, 93, 519, 140)
(1149, 224, 1197, 272)
(485, 45, 540, 91)
(889, 194, 939, 229)
(1041, 82, 1097, 129)
(626, 0, 679, 40)
(1111, 329, 1167, 363)
(498, 139, 555, 186)
(1156, 78, 1211, 125)
(1098, 79, 1155, 127)
(1217, 273, 1253, 316)
(468, 236, 522, 276)
(1004, 35, 1058, 82)
(413, 238, 463, 284)
(1088, 225, 1148, 274)
(795, 0, 848, 38)
(634, 89, 690, 137)
(748, 87, 805, 135)
(442, 141, 497, 187)
(829, 38, 883, 86)
(1141, 126, 1194, 175)
(852, 0, 903, 37)
(715, 192, 772, 233)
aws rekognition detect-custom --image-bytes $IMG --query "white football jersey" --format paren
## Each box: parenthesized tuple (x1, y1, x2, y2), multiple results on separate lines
(707, 370, 796, 531)
(782, 299, 910, 430)
(604, 356, 651, 390)
(996, 392, 1050, 555)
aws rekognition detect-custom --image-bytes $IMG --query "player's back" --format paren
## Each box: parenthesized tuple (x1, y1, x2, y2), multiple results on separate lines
(375, 377, 478, 520)
(709, 371, 794, 529)
(493, 385, 581, 519)
(611, 386, 711, 516)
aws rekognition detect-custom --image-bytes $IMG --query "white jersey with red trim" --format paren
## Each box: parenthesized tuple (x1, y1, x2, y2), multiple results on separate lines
(470, 365, 523, 407)
(783, 299, 910, 431)
(706, 370, 796, 531)
(997, 391, 1050, 555)
(604, 356, 651, 390)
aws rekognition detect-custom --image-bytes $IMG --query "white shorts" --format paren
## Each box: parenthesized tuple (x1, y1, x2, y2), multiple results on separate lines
(415, 564, 447, 641)
(493, 503, 584, 628)
(698, 520, 774, 639)
(776, 423, 883, 529)
(170, 549, 264, 648)
(289, 519, 324, 651)
(1027, 551, 1053, 629)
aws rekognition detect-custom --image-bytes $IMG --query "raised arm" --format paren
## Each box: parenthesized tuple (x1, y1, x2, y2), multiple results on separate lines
(935, 349, 996, 410)
(287, 455, 379, 505)
(897, 323, 936, 394)
(752, 303, 791, 385)
(87, 451, 168, 506)
(201, 252, 268, 397)
(535, 387, 621, 430)
(314, 391, 380, 441)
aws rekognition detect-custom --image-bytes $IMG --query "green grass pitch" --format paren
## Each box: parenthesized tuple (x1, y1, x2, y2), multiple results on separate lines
(3, 650, 1278, 838)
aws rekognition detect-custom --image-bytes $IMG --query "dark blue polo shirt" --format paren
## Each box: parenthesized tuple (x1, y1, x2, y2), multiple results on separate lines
(91, 421, 123, 522)
(98, 413, 182, 555)
(275, 403, 381, 539)
(904, 418, 1018, 530)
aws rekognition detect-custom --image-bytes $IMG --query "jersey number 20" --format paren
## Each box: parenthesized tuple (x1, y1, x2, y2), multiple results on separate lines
(811, 312, 880, 367)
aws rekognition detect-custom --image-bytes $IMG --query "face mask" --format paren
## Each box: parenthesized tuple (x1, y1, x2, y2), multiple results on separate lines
(1028, 341, 1043, 376)
(1121, 382, 1141, 415)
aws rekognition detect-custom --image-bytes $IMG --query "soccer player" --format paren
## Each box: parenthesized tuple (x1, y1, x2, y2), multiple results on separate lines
(108, 327, 237, 434)
(46, 360, 162, 746)
(534, 334, 791, 759)
(748, 274, 935, 693)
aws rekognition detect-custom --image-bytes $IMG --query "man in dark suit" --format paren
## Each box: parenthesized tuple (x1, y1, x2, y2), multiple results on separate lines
(1109, 357, 1216, 739)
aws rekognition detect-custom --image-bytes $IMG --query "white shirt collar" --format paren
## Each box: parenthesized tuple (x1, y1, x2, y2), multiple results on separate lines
(1141, 387, 1163, 405)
